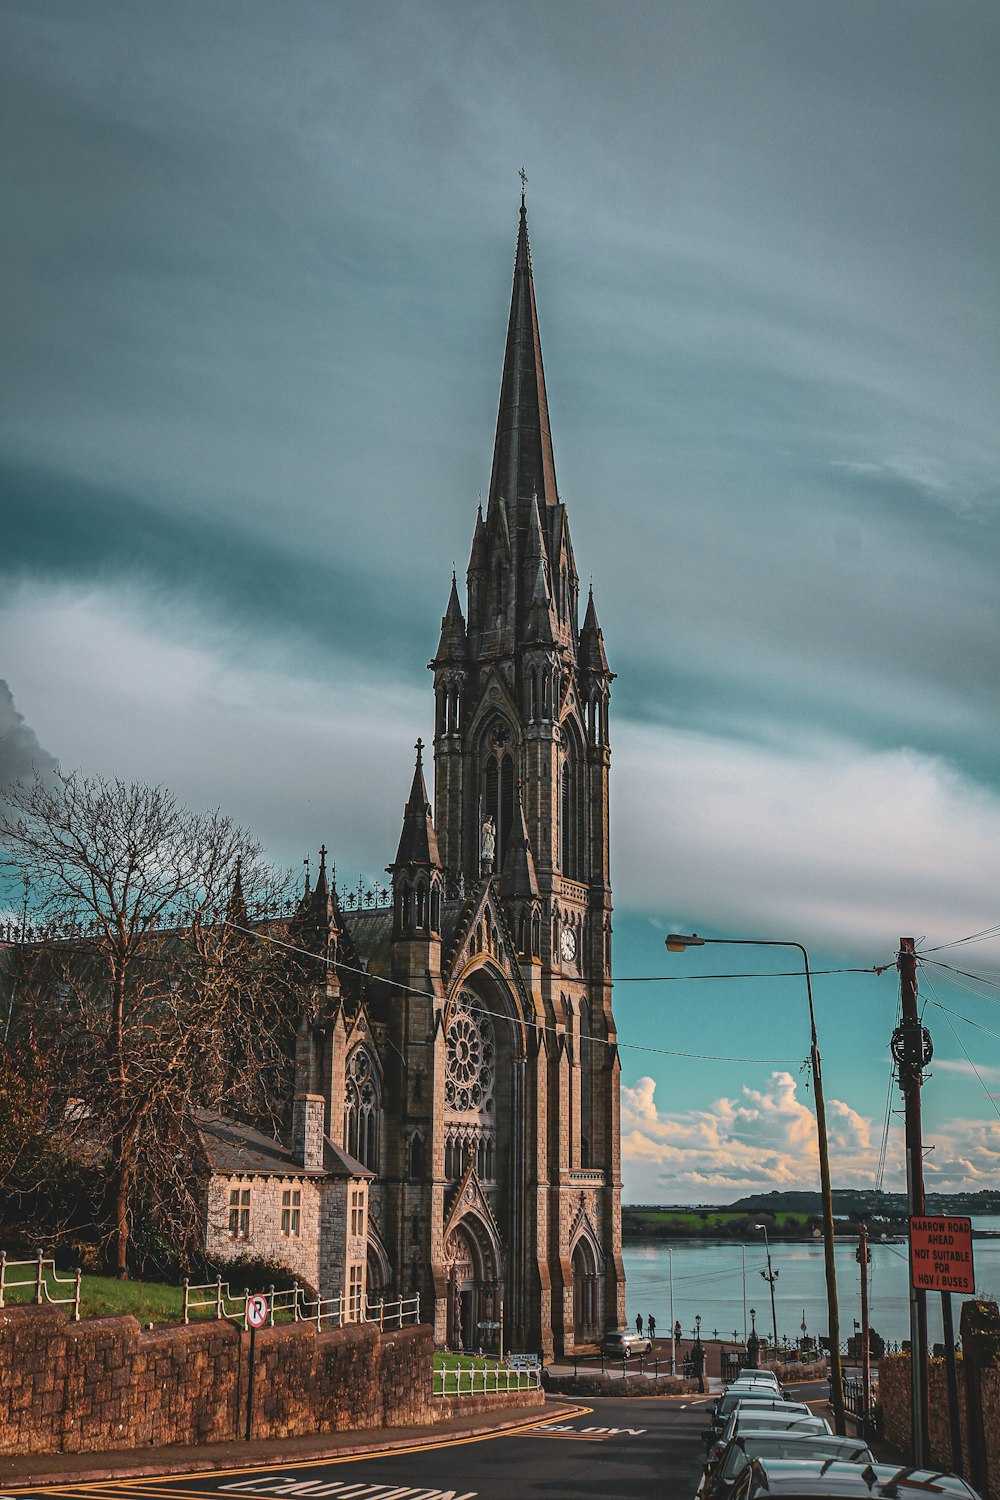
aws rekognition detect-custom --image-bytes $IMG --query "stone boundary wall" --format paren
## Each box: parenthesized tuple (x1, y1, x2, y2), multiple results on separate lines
(878, 1353, 999, 1495)
(2, 1306, 528, 1456)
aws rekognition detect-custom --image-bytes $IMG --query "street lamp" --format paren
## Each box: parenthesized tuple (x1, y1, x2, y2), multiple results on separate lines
(754, 1223, 779, 1350)
(665, 932, 845, 1435)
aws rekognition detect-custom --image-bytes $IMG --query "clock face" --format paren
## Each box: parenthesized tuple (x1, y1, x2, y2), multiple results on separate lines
(560, 928, 577, 962)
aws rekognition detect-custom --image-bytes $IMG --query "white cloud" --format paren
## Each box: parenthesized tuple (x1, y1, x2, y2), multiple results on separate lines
(621, 1072, 1000, 1202)
(613, 720, 1000, 960)
(0, 580, 426, 881)
(935, 1060, 1000, 1085)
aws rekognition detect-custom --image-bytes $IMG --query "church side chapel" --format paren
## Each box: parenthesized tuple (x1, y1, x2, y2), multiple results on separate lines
(206, 193, 625, 1358)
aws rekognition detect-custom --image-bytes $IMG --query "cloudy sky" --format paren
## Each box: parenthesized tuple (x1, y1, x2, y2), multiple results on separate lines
(2, 0, 999, 1203)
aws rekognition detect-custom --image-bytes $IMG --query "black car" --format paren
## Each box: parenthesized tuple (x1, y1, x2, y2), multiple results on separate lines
(728, 1458, 983, 1500)
(698, 1432, 876, 1500)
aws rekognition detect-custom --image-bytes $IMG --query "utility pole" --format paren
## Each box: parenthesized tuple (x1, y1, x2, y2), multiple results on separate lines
(893, 937, 931, 1465)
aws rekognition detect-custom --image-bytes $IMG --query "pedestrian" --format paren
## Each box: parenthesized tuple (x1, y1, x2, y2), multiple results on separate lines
(648, 1314, 656, 1341)
(635, 1312, 643, 1336)
(692, 1335, 706, 1394)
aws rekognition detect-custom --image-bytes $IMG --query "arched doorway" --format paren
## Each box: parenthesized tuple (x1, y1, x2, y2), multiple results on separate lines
(572, 1236, 603, 1343)
(445, 1219, 499, 1351)
(365, 1231, 391, 1312)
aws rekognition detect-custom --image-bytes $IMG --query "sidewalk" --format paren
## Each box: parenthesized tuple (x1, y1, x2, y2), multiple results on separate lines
(0, 1401, 569, 1490)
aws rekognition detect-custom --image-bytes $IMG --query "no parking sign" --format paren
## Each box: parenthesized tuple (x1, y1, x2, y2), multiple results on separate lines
(246, 1293, 269, 1328)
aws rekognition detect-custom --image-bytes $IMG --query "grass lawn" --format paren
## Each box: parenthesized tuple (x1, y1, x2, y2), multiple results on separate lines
(3, 1263, 186, 1324)
(434, 1351, 496, 1371)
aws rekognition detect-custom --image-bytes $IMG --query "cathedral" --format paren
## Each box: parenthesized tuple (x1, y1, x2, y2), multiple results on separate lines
(204, 195, 625, 1358)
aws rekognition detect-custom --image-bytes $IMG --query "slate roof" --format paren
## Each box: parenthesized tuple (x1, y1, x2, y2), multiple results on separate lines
(193, 1110, 371, 1180)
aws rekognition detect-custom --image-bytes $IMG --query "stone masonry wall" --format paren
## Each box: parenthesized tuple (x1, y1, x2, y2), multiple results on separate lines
(205, 1173, 322, 1291)
(879, 1353, 999, 1496)
(0, 1306, 241, 1455)
(0, 1306, 457, 1456)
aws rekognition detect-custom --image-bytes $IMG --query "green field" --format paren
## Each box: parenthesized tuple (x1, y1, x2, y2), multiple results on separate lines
(632, 1209, 811, 1231)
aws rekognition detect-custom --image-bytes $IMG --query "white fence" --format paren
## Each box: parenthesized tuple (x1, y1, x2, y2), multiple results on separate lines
(181, 1276, 420, 1331)
(433, 1362, 541, 1397)
(0, 1252, 82, 1320)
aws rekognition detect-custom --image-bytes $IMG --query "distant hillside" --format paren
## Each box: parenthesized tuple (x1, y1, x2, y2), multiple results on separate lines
(728, 1189, 1000, 1216)
(623, 1188, 1000, 1241)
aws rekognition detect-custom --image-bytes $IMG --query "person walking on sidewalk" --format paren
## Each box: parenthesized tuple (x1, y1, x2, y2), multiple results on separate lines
(648, 1314, 656, 1341)
(635, 1312, 644, 1337)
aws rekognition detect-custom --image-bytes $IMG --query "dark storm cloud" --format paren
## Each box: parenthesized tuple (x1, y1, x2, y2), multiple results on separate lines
(0, 459, 435, 672)
(1, 0, 998, 922)
(0, 679, 57, 789)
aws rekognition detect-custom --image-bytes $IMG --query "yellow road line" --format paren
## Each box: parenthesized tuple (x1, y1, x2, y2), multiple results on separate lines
(3, 1407, 594, 1496)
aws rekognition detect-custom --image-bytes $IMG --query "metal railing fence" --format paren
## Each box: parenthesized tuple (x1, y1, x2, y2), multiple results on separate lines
(181, 1276, 419, 1331)
(0, 1251, 82, 1320)
(433, 1362, 541, 1397)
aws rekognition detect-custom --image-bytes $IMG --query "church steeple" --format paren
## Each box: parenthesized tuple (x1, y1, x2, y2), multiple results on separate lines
(466, 197, 579, 660)
(432, 194, 610, 897)
(488, 194, 559, 528)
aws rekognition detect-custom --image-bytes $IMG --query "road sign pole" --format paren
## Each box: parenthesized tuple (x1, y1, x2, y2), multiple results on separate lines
(246, 1323, 256, 1441)
(243, 1292, 268, 1442)
(942, 1292, 963, 1476)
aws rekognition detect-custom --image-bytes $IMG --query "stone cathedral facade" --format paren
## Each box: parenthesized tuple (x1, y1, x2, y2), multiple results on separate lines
(207, 198, 625, 1358)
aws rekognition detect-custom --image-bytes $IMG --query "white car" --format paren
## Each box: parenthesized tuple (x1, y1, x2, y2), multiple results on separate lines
(726, 1370, 781, 1392)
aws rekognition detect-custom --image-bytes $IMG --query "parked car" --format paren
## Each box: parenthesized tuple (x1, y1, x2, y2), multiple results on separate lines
(601, 1329, 653, 1358)
(703, 1391, 809, 1446)
(706, 1409, 833, 1466)
(725, 1369, 782, 1391)
(727, 1458, 983, 1500)
(698, 1432, 876, 1500)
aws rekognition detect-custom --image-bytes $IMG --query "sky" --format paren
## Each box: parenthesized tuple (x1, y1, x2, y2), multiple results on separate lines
(2, 0, 999, 1205)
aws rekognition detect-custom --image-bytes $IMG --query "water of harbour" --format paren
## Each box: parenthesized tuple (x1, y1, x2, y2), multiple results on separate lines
(622, 1220, 1000, 1348)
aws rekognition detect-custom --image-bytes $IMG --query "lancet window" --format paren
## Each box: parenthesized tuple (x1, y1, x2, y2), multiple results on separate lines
(344, 1047, 380, 1171)
(561, 744, 585, 878)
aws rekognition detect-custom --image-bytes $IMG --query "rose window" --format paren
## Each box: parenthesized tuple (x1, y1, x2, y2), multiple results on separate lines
(445, 993, 495, 1114)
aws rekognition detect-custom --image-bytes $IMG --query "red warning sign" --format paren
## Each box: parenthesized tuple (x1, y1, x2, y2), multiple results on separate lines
(909, 1216, 975, 1294)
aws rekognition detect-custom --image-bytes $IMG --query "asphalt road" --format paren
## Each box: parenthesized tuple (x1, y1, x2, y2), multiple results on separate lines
(4, 1394, 719, 1500)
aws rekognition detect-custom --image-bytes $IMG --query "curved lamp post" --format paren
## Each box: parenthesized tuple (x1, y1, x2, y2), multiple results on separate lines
(665, 932, 845, 1435)
(754, 1222, 779, 1350)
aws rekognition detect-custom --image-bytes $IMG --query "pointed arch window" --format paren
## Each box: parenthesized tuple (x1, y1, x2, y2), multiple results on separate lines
(579, 999, 594, 1168)
(344, 1047, 380, 1171)
(561, 744, 585, 879)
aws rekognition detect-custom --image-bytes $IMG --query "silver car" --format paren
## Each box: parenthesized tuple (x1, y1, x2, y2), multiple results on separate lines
(704, 1392, 809, 1446)
(706, 1409, 833, 1466)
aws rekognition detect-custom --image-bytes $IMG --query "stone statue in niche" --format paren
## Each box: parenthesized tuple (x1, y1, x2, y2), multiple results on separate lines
(481, 815, 496, 869)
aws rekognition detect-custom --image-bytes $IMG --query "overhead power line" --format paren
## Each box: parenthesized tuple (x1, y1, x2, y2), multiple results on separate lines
(224, 920, 803, 1068)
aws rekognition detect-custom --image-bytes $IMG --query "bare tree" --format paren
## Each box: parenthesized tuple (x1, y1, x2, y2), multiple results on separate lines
(0, 770, 297, 1276)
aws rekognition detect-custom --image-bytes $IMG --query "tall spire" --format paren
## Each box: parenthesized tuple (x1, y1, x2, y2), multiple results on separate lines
(434, 571, 467, 663)
(391, 740, 442, 869)
(579, 587, 611, 675)
(488, 193, 559, 527)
